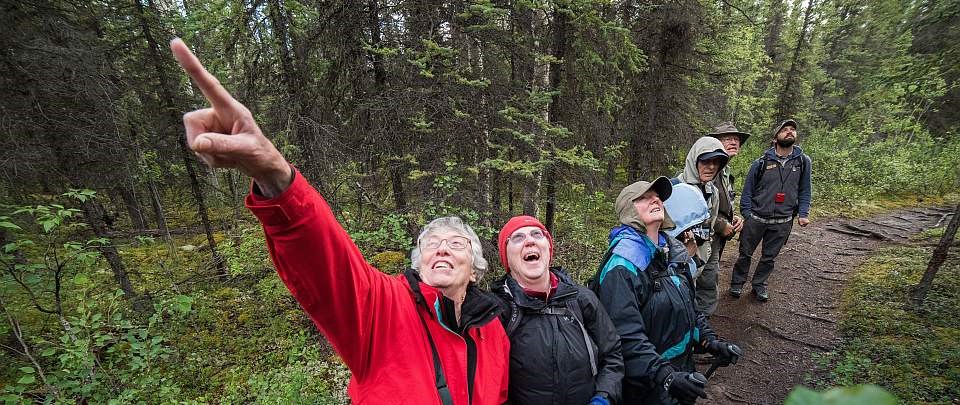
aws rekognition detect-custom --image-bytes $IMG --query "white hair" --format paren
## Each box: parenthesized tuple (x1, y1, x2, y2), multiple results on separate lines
(410, 216, 488, 282)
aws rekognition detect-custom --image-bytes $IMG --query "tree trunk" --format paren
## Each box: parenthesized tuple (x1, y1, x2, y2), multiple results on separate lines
(116, 184, 147, 231)
(389, 161, 408, 212)
(910, 202, 960, 306)
(268, 0, 318, 181)
(78, 198, 139, 303)
(136, 0, 226, 276)
(147, 180, 171, 242)
(543, 3, 568, 232)
(763, 0, 786, 64)
(776, 0, 818, 119)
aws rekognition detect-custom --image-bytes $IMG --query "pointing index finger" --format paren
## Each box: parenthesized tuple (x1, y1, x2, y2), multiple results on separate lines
(170, 38, 236, 110)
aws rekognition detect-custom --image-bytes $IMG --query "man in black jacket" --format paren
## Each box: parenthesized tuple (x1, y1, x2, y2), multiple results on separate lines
(494, 216, 623, 405)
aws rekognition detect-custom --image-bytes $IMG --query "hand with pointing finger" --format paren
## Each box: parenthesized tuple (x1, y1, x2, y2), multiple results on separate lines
(170, 38, 292, 197)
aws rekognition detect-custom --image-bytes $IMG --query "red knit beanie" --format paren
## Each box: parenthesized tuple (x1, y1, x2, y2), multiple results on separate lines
(497, 215, 554, 272)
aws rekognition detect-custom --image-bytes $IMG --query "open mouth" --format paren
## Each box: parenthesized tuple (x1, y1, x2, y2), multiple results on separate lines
(522, 252, 541, 262)
(432, 260, 453, 270)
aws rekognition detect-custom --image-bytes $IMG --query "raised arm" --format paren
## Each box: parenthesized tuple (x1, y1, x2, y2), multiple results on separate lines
(171, 39, 397, 376)
(170, 38, 292, 196)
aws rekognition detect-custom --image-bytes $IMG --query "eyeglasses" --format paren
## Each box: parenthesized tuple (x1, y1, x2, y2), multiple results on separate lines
(420, 235, 471, 252)
(508, 229, 546, 245)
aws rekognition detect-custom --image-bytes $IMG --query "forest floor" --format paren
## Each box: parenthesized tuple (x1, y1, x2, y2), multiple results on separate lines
(702, 205, 954, 404)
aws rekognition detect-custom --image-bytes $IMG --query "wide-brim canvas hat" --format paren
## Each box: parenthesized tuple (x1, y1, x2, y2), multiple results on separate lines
(772, 119, 798, 137)
(616, 176, 673, 208)
(707, 121, 751, 144)
(615, 176, 677, 232)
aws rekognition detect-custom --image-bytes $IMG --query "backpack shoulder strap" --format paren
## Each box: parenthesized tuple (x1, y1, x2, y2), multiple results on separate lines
(642, 255, 671, 311)
(415, 308, 455, 405)
(504, 294, 523, 337)
(753, 154, 769, 185)
(565, 296, 598, 377)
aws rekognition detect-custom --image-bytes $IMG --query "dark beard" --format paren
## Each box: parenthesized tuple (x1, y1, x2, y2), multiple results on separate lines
(776, 137, 795, 148)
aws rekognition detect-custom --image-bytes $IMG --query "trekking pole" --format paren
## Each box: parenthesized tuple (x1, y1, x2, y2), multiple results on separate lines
(704, 361, 722, 379)
(704, 343, 744, 379)
(681, 372, 709, 405)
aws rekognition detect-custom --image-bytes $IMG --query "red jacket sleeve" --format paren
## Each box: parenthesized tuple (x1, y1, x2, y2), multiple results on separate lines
(245, 169, 402, 378)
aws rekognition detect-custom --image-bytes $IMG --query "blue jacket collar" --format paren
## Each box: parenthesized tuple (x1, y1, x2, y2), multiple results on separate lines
(608, 225, 666, 271)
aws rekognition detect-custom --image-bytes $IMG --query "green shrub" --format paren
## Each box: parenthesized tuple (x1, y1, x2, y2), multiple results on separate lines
(786, 384, 897, 405)
(827, 243, 960, 403)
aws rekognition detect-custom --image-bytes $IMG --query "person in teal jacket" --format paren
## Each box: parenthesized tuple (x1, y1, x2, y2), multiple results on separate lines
(592, 177, 741, 404)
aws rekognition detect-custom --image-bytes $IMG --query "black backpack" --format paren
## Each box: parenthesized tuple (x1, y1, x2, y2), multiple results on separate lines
(501, 286, 598, 376)
(752, 152, 809, 186)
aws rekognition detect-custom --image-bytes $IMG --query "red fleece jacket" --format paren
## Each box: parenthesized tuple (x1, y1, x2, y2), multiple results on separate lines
(245, 169, 509, 404)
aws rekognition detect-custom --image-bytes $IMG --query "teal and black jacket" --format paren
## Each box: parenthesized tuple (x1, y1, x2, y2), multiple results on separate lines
(592, 225, 717, 403)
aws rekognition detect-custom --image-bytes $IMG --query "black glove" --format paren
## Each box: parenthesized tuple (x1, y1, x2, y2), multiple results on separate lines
(705, 340, 742, 366)
(663, 371, 707, 404)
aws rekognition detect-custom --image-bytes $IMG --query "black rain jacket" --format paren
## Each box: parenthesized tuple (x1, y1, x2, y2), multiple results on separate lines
(593, 226, 717, 404)
(494, 268, 624, 405)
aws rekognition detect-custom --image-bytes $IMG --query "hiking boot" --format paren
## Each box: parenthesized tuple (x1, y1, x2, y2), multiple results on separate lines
(752, 287, 769, 302)
(728, 285, 743, 298)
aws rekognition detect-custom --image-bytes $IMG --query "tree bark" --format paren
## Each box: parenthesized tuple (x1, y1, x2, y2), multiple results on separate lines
(910, 202, 960, 306)
(136, 0, 226, 276)
(776, 0, 818, 119)
(544, 3, 569, 232)
(116, 184, 147, 231)
(78, 197, 139, 302)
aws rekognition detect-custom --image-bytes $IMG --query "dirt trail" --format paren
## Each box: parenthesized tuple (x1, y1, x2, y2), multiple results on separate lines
(701, 206, 953, 404)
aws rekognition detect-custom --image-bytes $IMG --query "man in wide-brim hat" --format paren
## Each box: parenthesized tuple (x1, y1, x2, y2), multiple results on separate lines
(697, 122, 749, 316)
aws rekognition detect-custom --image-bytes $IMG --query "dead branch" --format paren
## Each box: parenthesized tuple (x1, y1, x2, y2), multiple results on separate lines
(756, 323, 833, 351)
(861, 219, 910, 232)
(791, 310, 836, 324)
(1, 296, 54, 395)
(841, 224, 892, 241)
(723, 391, 756, 404)
(824, 226, 868, 239)
(934, 213, 952, 228)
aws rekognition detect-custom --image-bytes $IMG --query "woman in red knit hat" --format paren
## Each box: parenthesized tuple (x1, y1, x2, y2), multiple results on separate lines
(493, 216, 624, 405)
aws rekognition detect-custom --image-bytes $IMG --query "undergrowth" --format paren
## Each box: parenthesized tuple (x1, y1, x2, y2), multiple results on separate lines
(823, 235, 960, 403)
